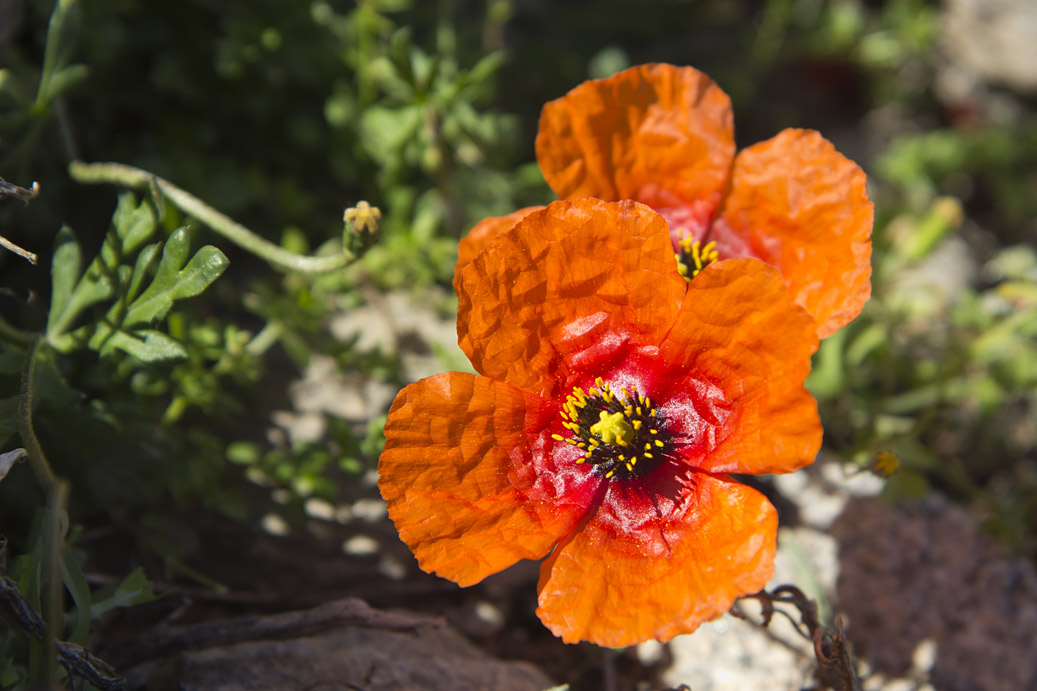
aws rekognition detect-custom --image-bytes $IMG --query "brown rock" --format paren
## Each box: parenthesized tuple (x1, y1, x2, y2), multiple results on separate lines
(832, 496, 1037, 691)
(125, 623, 553, 691)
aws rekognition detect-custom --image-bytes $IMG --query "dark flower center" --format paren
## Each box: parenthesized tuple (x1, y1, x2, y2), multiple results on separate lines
(552, 377, 673, 480)
(675, 237, 718, 279)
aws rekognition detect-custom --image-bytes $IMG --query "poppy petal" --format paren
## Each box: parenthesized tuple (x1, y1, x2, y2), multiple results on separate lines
(711, 128, 873, 338)
(536, 63, 734, 239)
(457, 198, 687, 399)
(661, 258, 821, 475)
(536, 472, 777, 647)
(454, 206, 545, 291)
(379, 372, 589, 587)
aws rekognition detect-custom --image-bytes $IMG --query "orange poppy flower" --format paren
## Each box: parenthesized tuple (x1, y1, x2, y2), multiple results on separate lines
(383, 198, 822, 647)
(457, 63, 873, 339)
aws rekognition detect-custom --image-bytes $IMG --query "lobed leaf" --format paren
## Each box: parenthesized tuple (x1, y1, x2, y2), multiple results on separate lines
(124, 229, 229, 327)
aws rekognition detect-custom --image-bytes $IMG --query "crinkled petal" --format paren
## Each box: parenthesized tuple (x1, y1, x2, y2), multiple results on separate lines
(536, 471, 777, 647)
(536, 63, 734, 239)
(454, 206, 545, 291)
(711, 128, 873, 338)
(379, 372, 590, 587)
(457, 199, 687, 399)
(660, 258, 821, 475)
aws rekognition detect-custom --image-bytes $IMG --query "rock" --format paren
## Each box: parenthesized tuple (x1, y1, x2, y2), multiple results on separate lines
(122, 605, 554, 691)
(831, 496, 1037, 691)
(940, 0, 1037, 94)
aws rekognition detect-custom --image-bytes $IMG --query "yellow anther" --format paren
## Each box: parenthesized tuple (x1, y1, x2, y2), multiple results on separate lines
(644, 443, 652, 450)
(589, 438, 600, 447)
(632, 420, 643, 430)
(590, 411, 634, 447)
(576, 458, 585, 464)
(605, 470, 615, 478)
(551, 434, 565, 442)
(650, 429, 658, 435)
(636, 406, 643, 416)
(626, 463, 633, 472)
(595, 377, 605, 387)
(654, 439, 664, 447)
(643, 452, 653, 459)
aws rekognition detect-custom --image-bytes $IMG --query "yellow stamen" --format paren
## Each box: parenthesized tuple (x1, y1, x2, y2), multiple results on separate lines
(590, 411, 634, 447)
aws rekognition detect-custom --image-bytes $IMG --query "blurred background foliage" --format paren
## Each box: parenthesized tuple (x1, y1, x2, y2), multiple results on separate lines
(0, 0, 1035, 687)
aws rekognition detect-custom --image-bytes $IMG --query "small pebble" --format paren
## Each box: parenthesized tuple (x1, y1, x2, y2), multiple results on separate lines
(342, 535, 379, 556)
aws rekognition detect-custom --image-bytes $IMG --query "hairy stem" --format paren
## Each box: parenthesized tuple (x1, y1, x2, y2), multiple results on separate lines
(69, 160, 357, 274)
(18, 337, 57, 492)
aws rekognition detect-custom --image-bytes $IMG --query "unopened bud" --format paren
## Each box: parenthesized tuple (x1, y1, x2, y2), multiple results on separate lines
(344, 200, 382, 256)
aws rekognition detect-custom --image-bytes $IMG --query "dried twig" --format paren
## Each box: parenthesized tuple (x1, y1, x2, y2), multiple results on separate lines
(0, 176, 39, 203)
(0, 537, 126, 690)
(733, 584, 862, 691)
(0, 176, 39, 264)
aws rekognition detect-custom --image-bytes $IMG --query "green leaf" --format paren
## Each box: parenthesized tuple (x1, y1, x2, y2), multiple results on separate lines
(61, 547, 92, 645)
(105, 330, 189, 362)
(464, 51, 504, 87)
(47, 226, 81, 336)
(89, 568, 158, 620)
(111, 191, 157, 257)
(125, 242, 161, 304)
(44, 63, 89, 101)
(805, 327, 847, 399)
(359, 105, 422, 165)
(124, 229, 228, 326)
(35, 0, 79, 108)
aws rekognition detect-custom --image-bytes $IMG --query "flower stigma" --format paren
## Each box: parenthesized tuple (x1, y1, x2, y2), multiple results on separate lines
(675, 236, 719, 279)
(551, 377, 672, 480)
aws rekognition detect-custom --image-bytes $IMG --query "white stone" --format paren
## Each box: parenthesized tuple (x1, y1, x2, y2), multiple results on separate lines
(352, 498, 388, 522)
(260, 513, 290, 537)
(342, 534, 379, 556)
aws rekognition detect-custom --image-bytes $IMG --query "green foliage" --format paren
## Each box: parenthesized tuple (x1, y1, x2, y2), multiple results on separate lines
(810, 203, 1037, 547)
(2, 0, 1036, 686)
(46, 192, 228, 363)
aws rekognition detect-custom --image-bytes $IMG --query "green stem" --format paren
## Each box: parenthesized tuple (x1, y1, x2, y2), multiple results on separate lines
(69, 161, 357, 274)
(40, 480, 69, 687)
(245, 321, 284, 357)
(18, 337, 57, 492)
(19, 336, 69, 688)
(0, 315, 36, 348)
